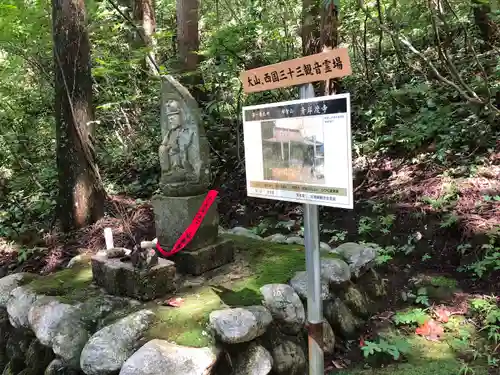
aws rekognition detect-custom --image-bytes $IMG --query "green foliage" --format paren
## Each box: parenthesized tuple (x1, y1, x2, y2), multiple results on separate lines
(393, 308, 430, 326)
(361, 337, 411, 361)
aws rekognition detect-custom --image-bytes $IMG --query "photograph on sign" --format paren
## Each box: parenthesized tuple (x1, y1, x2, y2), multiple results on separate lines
(242, 94, 353, 209)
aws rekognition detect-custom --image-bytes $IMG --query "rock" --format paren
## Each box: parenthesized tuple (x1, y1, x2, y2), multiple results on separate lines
(289, 271, 330, 301)
(269, 340, 306, 375)
(209, 306, 272, 344)
(66, 254, 92, 269)
(6, 329, 33, 360)
(323, 298, 363, 339)
(260, 284, 305, 335)
(1, 358, 25, 375)
(335, 242, 376, 277)
(0, 308, 10, 339)
(28, 297, 77, 347)
(232, 343, 273, 375)
(229, 227, 262, 240)
(285, 237, 304, 245)
(320, 242, 332, 252)
(25, 339, 54, 373)
(341, 283, 373, 318)
(358, 269, 387, 299)
(77, 295, 134, 330)
(263, 234, 287, 243)
(119, 339, 219, 375)
(320, 258, 351, 287)
(0, 273, 36, 308)
(322, 320, 336, 355)
(51, 318, 90, 368)
(44, 359, 79, 375)
(80, 310, 156, 375)
(6, 286, 39, 329)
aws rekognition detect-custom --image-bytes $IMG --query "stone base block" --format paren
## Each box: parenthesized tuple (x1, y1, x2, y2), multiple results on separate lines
(172, 238, 235, 276)
(152, 194, 218, 251)
(91, 255, 177, 301)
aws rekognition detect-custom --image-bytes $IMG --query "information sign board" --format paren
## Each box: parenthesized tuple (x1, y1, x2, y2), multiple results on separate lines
(242, 93, 353, 209)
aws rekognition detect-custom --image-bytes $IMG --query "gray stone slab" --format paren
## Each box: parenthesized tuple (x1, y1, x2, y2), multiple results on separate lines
(171, 238, 235, 276)
(91, 255, 177, 301)
(152, 194, 218, 251)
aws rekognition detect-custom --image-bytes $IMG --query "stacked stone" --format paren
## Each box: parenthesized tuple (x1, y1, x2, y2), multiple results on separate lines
(207, 242, 386, 375)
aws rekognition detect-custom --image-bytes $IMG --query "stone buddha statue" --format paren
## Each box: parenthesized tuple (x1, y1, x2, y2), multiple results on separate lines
(158, 75, 210, 197)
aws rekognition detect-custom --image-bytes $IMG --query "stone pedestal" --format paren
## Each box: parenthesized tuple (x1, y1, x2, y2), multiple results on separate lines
(152, 194, 218, 250)
(172, 238, 235, 276)
(91, 255, 177, 301)
(152, 194, 234, 276)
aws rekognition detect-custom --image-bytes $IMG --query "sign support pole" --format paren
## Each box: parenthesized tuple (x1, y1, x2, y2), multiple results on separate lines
(300, 83, 324, 375)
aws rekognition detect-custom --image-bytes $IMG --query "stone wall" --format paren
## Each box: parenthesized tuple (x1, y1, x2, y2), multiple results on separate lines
(0, 241, 386, 375)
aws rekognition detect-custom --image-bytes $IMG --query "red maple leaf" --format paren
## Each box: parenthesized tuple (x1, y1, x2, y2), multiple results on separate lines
(415, 319, 444, 341)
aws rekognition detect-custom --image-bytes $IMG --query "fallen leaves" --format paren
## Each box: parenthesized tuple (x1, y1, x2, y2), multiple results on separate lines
(162, 297, 184, 307)
(433, 306, 452, 323)
(415, 319, 444, 341)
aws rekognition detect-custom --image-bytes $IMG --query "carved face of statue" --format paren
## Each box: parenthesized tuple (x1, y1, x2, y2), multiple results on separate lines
(166, 100, 181, 129)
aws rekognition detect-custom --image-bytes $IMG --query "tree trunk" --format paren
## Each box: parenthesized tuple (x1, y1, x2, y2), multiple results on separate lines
(176, 0, 206, 103)
(133, 0, 157, 74)
(301, 0, 320, 56)
(320, 1, 340, 94)
(52, 0, 105, 232)
(472, 0, 494, 51)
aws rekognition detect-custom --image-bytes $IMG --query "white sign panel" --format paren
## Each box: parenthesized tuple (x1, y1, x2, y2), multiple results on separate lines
(242, 93, 353, 209)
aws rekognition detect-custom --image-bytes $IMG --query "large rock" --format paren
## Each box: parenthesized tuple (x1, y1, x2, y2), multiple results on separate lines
(341, 283, 373, 318)
(229, 227, 262, 240)
(28, 297, 76, 347)
(323, 298, 363, 339)
(44, 359, 79, 375)
(320, 258, 351, 287)
(6, 286, 39, 329)
(1, 358, 25, 375)
(119, 339, 219, 375)
(51, 318, 90, 368)
(209, 306, 272, 344)
(80, 310, 156, 375)
(289, 271, 330, 301)
(0, 273, 36, 308)
(269, 340, 306, 375)
(24, 339, 54, 373)
(260, 284, 305, 335)
(335, 242, 377, 277)
(6, 329, 33, 361)
(322, 320, 336, 355)
(77, 295, 135, 330)
(232, 343, 273, 375)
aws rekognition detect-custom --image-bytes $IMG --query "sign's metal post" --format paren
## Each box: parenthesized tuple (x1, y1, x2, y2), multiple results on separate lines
(300, 83, 324, 375)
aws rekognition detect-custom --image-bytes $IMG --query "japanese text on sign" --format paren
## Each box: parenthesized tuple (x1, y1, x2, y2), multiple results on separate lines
(241, 48, 351, 93)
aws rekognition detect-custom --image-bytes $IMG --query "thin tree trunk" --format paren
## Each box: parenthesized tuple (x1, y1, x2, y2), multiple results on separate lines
(301, 0, 320, 56)
(320, 1, 340, 94)
(133, 0, 157, 74)
(52, 0, 105, 232)
(176, 0, 206, 103)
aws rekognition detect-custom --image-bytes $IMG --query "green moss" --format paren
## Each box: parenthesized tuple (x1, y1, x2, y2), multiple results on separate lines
(146, 287, 223, 347)
(217, 235, 339, 306)
(27, 265, 96, 303)
(430, 276, 458, 289)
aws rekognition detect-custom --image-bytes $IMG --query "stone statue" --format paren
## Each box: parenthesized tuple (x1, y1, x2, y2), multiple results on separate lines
(158, 75, 210, 197)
